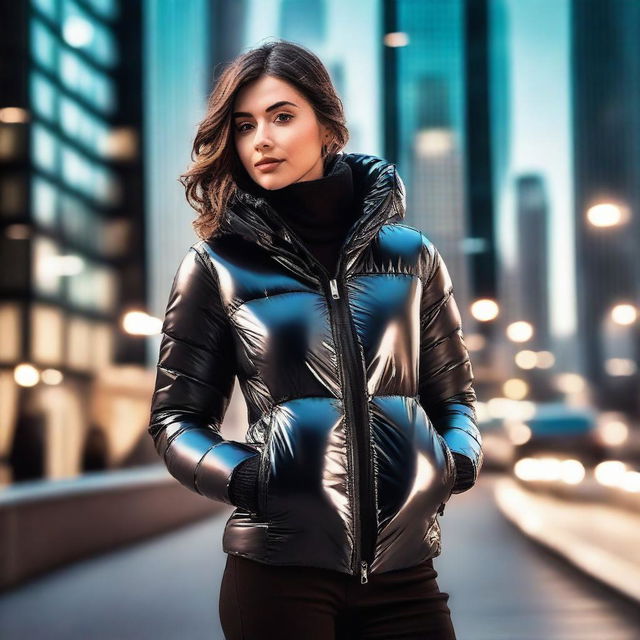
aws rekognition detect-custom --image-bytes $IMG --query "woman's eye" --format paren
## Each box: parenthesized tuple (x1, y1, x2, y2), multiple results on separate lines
(236, 113, 293, 133)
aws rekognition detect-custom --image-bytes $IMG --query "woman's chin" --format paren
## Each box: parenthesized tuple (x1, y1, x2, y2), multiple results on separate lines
(254, 176, 291, 191)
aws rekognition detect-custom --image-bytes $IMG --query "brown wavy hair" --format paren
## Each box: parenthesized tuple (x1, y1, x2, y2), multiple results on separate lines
(179, 39, 350, 240)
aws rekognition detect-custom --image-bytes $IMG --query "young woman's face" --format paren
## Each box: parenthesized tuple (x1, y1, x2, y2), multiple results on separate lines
(232, 75, 331, 190)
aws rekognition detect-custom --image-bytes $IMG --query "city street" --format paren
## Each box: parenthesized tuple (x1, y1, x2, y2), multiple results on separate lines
(1, 471, 638, 640)
(3, 2, 640, 639)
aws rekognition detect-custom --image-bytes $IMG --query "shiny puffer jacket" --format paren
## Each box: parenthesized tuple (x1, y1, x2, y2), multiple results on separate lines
(148, 152, 483, 583)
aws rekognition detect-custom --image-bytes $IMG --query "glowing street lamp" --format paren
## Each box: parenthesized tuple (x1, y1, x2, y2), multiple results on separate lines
(14, 363, 39, 387)
(122, 311, 162, 336)
(503, 378, 529, 400)
(506, 321, 534, 343)
(471, 298, 499, 322)
(610, 303, 637, 326)
(586, 202, 629, 228)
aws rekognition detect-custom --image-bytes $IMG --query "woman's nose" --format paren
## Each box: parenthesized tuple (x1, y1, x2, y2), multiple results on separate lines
(253, 124, 273, 150)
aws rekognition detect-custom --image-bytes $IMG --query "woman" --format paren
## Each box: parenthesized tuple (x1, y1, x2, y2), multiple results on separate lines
(148, 40, 483, 639)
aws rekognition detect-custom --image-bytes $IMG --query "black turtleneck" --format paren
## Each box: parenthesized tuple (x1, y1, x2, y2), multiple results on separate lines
(234, 154, 358, 277)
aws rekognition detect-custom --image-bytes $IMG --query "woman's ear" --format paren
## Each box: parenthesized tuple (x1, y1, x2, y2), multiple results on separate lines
(320, 123, 331, 144)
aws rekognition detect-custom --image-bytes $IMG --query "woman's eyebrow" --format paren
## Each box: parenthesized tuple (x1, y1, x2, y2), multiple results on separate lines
(232, 100, 299, 118)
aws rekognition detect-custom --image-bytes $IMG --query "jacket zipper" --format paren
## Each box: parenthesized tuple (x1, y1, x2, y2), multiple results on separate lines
(328, 276, 374, 584)
(258, 201, 374, 583)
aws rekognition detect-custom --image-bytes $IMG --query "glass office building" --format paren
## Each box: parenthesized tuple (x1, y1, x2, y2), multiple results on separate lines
(390, 0, 476, 345)
(0, 0, 145, 483)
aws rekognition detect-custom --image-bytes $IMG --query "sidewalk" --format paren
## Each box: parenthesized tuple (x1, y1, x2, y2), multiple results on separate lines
(494, 477, 640, 604)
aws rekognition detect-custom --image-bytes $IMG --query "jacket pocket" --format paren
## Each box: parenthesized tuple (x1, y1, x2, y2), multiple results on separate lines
(256, 452, 268, 518)
(256, 411, 274, 519)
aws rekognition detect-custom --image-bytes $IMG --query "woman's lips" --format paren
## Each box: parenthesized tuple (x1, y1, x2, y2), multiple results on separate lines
(255, 160, 284, 173)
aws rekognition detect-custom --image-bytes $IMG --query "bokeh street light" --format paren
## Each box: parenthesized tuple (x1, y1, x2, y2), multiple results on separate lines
(471, 298, 499, 322)
(506, 321, 534, 343)
(585, 201, 630, 228)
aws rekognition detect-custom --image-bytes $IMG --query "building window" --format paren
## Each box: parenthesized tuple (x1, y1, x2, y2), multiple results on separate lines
(0, 304, 21, 362)
(31, 303, 64, 364)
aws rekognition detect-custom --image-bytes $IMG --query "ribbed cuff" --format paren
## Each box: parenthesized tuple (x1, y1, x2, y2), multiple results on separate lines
(228, 454, 261, 512)
(451, 452, 475, 493)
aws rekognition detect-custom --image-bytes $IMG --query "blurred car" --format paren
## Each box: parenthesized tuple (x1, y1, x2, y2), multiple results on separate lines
(511, 403, 606, 466)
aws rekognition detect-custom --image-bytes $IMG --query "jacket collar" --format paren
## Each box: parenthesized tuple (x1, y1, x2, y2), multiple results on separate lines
(218, 152, 407, 278)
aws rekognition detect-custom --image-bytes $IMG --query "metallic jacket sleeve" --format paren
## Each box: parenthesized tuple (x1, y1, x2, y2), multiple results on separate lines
(418, 236, 484, 491)
(147, 246, 260, 505)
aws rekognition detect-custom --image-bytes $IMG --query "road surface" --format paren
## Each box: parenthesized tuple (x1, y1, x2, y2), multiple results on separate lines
(1, 471, 639, 639)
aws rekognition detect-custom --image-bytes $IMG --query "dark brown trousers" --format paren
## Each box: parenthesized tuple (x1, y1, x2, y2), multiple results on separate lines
(219, 553, 457, 639)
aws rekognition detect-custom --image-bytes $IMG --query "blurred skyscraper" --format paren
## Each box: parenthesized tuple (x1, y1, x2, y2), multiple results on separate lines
(145, 0, 217, 357)
(0, 0, 147, 483)
(391, 0, 472, 306)
(514, 174, 551, 352)
(572, 0, 640, 416)
(490, 0, 576, 404)
(279, 0, 326, 48)
(388, 0, 499, 398)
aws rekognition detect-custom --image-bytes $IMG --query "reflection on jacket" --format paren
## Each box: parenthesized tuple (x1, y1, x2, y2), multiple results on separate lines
(148, 152, 484, 582)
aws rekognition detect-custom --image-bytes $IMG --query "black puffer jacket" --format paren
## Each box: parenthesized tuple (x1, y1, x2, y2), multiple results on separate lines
(148, 152, 483, 583)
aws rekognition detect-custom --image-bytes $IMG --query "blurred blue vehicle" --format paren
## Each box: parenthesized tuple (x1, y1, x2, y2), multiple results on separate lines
(514, 403, 606, 465)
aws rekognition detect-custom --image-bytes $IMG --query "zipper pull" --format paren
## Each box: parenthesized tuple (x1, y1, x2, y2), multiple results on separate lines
(438, 502, 446, 516)
(329, 278, 340, 299)
(360, 560, 369, 584)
